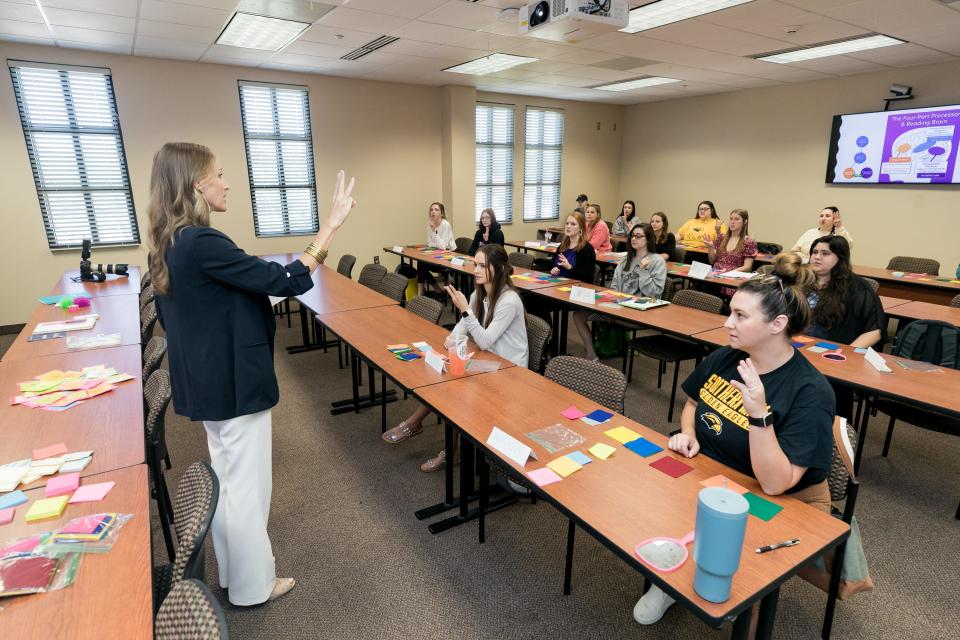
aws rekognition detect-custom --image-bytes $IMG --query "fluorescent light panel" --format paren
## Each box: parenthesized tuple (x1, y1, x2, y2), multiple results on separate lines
(216, 12, 311, 51)
(756, 34, 904, 64)
(621, 0, 755, 34)
(443, 53, 538, 75)
(593, 76, 681, 91)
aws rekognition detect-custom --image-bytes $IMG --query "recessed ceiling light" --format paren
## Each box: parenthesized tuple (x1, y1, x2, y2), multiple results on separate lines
(593, 76, 681, 91)
(620, 0, 755, 34)
(755, 34, 904, 64)
(216, 12, 311, 51)
(443, 53, 539, 76)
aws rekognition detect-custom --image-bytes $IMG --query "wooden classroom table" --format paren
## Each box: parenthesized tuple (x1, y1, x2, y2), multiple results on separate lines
(415, 366, 849, 639)
(665, 261, 754, 290)
(0, 345, 145, 491)
(884, 300, 960, 328)
(879, 296, 910, 311)
(0, 465, 153, 640)
(678, 244, 776, 265)
(383, 245, 476, 277)
(49, 267, 142, 299)
(504, 240, 623, 266)
(3, 294, 141, 362)
(852, 265, 960, 305)
(508, 270, 575, 292)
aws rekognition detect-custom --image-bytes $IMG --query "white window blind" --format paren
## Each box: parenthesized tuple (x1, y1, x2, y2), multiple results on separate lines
(238, 81, 318, 237)
(9, 61, 139, 249)
(523, 107, 564, 222)
(475, 103, 514, 223)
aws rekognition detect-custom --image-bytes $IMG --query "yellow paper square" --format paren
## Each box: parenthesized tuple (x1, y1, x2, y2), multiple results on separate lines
(558, 287, 571, 292)
(25, 495, 69, 522)
(36, 370, 70, 382)
(605, 426, 641, 445)
(589, 442, 617, 460)
(546, 456, 583, 478)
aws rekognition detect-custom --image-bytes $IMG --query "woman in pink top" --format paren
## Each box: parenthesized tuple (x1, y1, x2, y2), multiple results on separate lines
(584, 204, 612, 253)
(708, 208, 757, 274)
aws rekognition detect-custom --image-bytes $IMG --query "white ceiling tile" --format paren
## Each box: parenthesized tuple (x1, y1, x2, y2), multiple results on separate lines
(134, 35, 210, 58)
(487, 68, 546, 82)
(258, 61, 318, 73)
(139, 0, 231, 29)
(136, 19, 218, 43)
(299, 24, 378, 48)
(521, 59, 578, 73)
(384, 39, 440, 56)
(418, 1, 500, 29)
(40, 0, 139, 18)
(56, 39, 130, 55)
(412, 44, 489, 63)
(0, 18, 49, 38)
(0, 32, 55, 46)
(786, 55, 889, 75)
(202, 43, 274, 62)
(43, 7, 135, 33)
(549, 49, 619, 65)
(847, 43, 956, 67)
(0, 1, 43, 22)
(318, 7, 411, 34)
(283, 39, 353, 58)
(336, 0, 448, 20)
(911, 32, 960, 56)
(168, 0, 239, 9)
(643, 20, 797, 57)
(697, 0, 812, 26)
(388, 20, 492, 49)
(49, 25, 133, 46)
(263, 51, 332, 68)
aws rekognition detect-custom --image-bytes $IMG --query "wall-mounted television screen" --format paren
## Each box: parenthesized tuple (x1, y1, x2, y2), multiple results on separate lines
(825, 104, 960, 184)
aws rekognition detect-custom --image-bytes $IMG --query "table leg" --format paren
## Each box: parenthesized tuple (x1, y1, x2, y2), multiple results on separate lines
(755, 587, 779, 640)
(478, 454, 489, 544)
(415, 421, 459, 519)
(559, 307, 569, 355)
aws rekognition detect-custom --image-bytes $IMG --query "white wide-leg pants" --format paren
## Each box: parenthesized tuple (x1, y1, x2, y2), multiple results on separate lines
(202, 408, 275, 605)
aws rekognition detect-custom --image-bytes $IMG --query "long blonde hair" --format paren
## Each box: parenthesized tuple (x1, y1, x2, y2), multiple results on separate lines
(148, 143, 215, 296)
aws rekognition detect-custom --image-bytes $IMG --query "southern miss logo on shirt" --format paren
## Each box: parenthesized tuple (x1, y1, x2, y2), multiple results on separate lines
(699, 373, 750, 431)
(700, 413, 723, 435)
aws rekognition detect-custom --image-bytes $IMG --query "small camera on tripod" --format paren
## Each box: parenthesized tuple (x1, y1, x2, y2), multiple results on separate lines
(80, 239, 128, 282)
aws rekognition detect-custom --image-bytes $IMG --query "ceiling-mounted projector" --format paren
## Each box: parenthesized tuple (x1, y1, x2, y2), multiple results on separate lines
(520, 0, 629, 44)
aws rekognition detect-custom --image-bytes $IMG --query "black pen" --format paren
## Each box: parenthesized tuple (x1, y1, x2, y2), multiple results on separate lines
(756, 538, 800, 554)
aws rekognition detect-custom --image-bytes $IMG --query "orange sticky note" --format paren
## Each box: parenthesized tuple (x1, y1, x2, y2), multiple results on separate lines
(700, 474, 749, 495)
(33, 443, 68, 460)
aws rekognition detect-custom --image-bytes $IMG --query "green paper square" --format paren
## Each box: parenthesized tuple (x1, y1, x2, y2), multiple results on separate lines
(743, 492, 783, 521)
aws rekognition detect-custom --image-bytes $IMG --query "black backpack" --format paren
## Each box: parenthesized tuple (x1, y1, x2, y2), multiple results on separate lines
(892, 320, 960, 369)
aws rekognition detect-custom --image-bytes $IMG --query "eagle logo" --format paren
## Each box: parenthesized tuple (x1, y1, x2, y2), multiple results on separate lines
(701, 413, 723, 436)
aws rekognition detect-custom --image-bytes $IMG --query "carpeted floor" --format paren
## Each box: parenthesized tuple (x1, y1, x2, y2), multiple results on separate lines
(3, 305, 959, 639)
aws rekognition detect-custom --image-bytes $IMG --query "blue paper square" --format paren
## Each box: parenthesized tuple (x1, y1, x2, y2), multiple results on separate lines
(624, 438, 663, 457)
(0, 490, 28, 510)
(566, 450, 593, 465)
(584, 409, 614, 423)
(814, 341, 839, 350)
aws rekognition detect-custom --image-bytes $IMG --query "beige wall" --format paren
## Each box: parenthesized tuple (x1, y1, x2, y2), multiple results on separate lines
(619, 59, 960, 272)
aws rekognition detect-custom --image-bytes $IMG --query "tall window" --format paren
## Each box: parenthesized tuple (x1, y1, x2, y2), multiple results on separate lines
(475, 103, 514, 223)
(523, 107, 564, 221)
(9, 61, 138, 249)
(238, 81, 318, 237)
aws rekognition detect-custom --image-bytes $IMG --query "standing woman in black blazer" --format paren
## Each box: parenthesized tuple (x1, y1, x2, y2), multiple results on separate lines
(148, 142, 357, 606)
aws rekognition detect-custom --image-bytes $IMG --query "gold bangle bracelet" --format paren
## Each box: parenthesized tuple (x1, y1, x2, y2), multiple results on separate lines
(304, 243, 327, 264)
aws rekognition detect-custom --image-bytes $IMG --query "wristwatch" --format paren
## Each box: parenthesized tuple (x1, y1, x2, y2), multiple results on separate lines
(460, 310, 470, 320)
(748, 412, 773, 428)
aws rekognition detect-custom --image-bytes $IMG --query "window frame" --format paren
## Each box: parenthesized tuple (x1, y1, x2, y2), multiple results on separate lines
(522, 106, 565, 222)
(8, 59, 140, 250)
(237, 79, 319, 238)
(474, 101, 515, 225)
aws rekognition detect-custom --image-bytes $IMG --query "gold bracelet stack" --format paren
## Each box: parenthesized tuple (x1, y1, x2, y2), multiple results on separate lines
(304, 242, 328, 264)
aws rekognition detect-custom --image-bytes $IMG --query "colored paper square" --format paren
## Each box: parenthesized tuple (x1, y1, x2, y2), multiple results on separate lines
(59, 456, 92, 474)
(560, 405, 586, 420)
(584, 409, 614, 423)
(24, 495, 69, 522)
(807, 346, 828, 353)
(68, 481, 115, 504)
(588, 442, 617, 460)
(743, 492, 783, 521)
(814, 341, 839, 350)
(396, 352, 420, 361)
(0, 491, 28, 510)
(566, 451, 593, 466)
(604, 426, 641, 444)
(0, 508, 14, 525)
(557, 287, 571, 292)
(625, 438, 664, 457)
(649, 456, 694, 478)
(546, 456, 583, 478)
(45, 472, 80, 498)
(526, 467, 563, 487)
(700, 475, 749, 495)
(386, 344, 409, 351)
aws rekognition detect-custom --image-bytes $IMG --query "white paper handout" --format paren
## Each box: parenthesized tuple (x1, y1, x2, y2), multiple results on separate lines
(34, 314, 99, 334)
(425, 349, 445, 374)
(717, 270, 757, 280)
(688, 262, 712, 280)
(392, 245, 405, 254)
(487, 426, 538, 467)
(569, 285, 596, 305)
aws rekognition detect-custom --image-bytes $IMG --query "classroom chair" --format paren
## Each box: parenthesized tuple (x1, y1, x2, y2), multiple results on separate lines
(142, 335, 167, 381)
(455, 237, 472, 254)
(141, 300, 159, 346)
(406, 295, 443, 325)
(526, 314, 552, 374)
(337, 254, 357, 279)
(627, 289, 722, 421)
(508, 251, 536, 269)
(950, 294, 959, 308)
(886, 256, 940, 276)
(755, 241, 783, 255)
(376, 272, 409, 305)
(756, 264, 775, 276)
(145, 368, 176, 561)
(662, 275, 683, 302)
(154, 461, 219, 612)
(862, 277, 879, 293)
(357, 263, 387, 289)
(155, 579, 230, 640)
(140, 283, 155, 310)
(141, 269, 152, 291)
(673, 245, 686, 265)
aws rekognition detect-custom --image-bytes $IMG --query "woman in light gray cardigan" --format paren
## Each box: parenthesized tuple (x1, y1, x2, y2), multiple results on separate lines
(574, 222, 666, 361)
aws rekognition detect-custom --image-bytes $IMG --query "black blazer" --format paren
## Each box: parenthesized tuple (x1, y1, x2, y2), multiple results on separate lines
(155, 226, 314, 421)
(468, 225, 505, 256)
(552, 242, 597, 283)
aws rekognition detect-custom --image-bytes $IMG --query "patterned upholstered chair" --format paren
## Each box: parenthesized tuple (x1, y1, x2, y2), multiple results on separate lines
(153, 462, 219, 612)
(336, 254, 356, 278)
(142, 336, 167, 381)
(508, 251, 536, 269)
(949, 294, 959, 308)
(140, 284, 155, 310)
(886, 256, 940, 276)
(861, 277, 879, 293)
(376, 272, 409, 304)
(141, 301, 158, 345)
(406, 295, 443, 325)
(140, 269, 152, 291)
(144, 369, 175, 561)
(455, 236, 472, 254)
(155, 579, 230, 640)
(526, 314, 552, 374)
(357, 263, 387, 289)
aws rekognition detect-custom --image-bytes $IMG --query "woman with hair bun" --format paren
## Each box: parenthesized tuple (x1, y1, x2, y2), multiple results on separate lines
(632, 252, 834, 625)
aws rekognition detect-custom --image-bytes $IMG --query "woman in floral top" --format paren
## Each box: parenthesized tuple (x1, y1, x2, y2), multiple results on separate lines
(708, 208, 757, 274)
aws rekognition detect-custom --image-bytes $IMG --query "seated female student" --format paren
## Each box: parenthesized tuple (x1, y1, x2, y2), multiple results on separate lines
(650, 211, 676, 262)
(382, 245, 528, 472)
(584, 204, 612, 253)
(551, 211, 597, 282)
(417, 201, 457, 295)
(674, 200, 728, 247)
(633, 256, 835, 625)
(790, 206, 853, 260)
(573, 222, 666, 361)
(707, 208, 758, 274)
(468, 207, 504, 256)
(612, 200, 637, 236)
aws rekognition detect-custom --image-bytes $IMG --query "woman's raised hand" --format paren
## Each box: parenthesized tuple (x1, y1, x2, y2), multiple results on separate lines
(325, 170, 357, 230)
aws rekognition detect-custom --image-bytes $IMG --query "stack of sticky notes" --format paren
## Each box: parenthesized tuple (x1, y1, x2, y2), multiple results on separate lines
(0, 459, 32, 492)
(581, 409, 614, 426)
(11, 366, 134, 411)
(25, 495, 69, 522)
(0, 447, 95, 491)
(387, 344, 421, 361)
(45, 473, 80, 498)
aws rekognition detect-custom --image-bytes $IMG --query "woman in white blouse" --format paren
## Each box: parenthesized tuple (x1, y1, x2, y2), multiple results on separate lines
(790, 206, 853, 260)
(384, 244, 528, 472)
(418, 201, 457, 294)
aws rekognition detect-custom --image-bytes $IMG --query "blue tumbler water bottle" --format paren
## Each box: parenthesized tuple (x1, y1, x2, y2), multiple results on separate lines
(693, 486, 750, 603)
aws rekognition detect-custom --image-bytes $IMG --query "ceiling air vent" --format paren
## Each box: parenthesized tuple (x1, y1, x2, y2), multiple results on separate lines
(341, 35, 400, 61)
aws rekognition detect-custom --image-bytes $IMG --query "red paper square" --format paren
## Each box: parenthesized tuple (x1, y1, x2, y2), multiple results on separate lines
(650, 456, 694, 478)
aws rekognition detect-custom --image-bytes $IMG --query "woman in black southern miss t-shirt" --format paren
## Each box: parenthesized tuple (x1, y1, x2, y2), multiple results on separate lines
(633, 256, 835, 626)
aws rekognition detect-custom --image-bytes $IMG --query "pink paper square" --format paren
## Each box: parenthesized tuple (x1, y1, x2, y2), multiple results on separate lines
(68, 481, 115, 504)
(45, 472, 80, 497)
(560, 405, 586, 420)
(0, 508, 14, 525)
(526, 467, 563, 487)
(32, 442, 68, 460)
